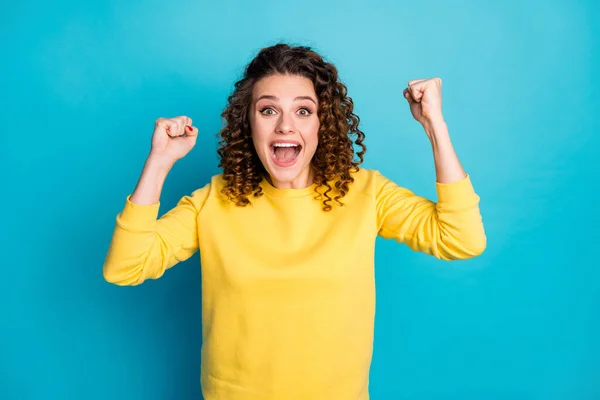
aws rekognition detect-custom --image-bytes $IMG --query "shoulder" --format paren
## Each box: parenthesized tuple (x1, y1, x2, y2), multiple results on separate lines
(349, 167, 415, 199)
(351, 167, 380, 180)
(338, 168, 382, 201)
(186, 174, 228, 210)
(190, 174, 227, 192)
(349, 167, 388, 189)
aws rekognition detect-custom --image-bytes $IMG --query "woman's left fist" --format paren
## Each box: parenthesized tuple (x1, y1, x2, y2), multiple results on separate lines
(403, 78, 444, 127)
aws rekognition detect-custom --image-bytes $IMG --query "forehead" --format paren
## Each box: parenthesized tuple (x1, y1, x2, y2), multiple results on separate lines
(253, 74, 316, 99)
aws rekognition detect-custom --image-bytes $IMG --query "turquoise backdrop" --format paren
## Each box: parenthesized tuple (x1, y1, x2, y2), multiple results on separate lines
(2, 0, 598, 399)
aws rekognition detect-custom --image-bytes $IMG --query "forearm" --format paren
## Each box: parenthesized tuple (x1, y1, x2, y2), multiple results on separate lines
(423, 120, 466, 184)
(130, 154, 175, 205)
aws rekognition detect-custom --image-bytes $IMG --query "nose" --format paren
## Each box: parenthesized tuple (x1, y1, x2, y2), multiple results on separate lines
(275, 113, 296, 135)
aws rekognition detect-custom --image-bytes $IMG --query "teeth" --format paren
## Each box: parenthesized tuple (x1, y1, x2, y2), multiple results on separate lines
(273, 143, 298, 148)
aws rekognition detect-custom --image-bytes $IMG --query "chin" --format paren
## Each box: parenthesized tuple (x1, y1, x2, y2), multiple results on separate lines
(265, 165, 305, 183)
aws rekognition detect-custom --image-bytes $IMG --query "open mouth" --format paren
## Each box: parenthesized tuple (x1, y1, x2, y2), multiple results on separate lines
(269, 141, 302, 167)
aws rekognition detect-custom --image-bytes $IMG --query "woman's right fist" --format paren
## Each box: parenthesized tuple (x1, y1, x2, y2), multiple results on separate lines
(150, 116, 198, 163)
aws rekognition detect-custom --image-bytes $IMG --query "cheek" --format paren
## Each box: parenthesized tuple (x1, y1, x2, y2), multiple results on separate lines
(307, 121, 320, 147)
(250, 120, 270, 146)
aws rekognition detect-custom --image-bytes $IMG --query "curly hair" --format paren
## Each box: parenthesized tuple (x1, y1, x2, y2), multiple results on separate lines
(217, 42, 366, 211)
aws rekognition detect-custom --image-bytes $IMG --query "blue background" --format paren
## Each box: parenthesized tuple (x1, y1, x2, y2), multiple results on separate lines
(2, 0, 598, 399)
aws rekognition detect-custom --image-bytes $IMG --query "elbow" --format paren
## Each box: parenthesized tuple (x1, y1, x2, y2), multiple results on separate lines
(467, 225, 488, 257)
(436, 230, 487, 261)
(461, 235, 487, 259)
(102, 246, 168, 286)
(103, 271, 144, 286)
(102, 261, 145, 286)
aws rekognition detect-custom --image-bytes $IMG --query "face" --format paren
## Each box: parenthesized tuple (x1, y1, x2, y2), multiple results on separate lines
(249, 74, 320, 189)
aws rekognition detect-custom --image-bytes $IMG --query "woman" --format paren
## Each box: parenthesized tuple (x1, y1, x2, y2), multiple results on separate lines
(103, 43, 486, 400)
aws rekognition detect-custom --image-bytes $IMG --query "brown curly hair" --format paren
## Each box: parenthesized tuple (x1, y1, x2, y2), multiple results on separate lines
(217, 42, 366, 211)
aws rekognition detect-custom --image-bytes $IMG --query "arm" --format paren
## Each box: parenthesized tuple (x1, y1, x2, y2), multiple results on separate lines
(129, 153, 174, 206)
(427, 120, 466, 185)
(403, 77, 466, 185)
(376, 171, 486, 260)
(102, 157, 209, 286)
(103, 116, 205, 285)
(376, 78, 486, 260)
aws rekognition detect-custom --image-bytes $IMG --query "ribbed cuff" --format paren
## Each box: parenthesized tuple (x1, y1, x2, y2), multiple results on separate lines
(116, 195, 161, 230)
(435, 174, 479, 209)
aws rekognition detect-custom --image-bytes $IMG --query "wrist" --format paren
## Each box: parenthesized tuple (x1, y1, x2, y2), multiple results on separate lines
(422, 118, 448, 138)
(423, 120, 452, 152)
(147, 152, 176, 172)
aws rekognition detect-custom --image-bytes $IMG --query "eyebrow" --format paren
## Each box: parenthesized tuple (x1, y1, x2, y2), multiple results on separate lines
(255, 95, 317, 106)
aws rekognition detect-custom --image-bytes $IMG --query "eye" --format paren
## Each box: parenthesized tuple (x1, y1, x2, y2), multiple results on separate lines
(298, 108, 312, 116)
(259, 107, 276, 116)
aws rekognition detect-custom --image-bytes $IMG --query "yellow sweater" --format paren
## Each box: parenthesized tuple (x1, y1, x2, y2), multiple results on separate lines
(103, 168, 486, 399)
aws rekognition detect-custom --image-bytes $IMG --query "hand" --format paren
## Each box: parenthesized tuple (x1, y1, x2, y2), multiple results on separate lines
(149, 116, 198, 164)
(403, 78, 444, 129)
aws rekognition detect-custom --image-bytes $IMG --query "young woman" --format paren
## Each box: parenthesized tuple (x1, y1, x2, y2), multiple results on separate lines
(103, 43, 486, 400)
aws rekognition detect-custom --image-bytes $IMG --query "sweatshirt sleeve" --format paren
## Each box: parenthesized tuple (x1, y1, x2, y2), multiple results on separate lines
(375, 172, 486, 260)
(102, 184, 211, 285)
